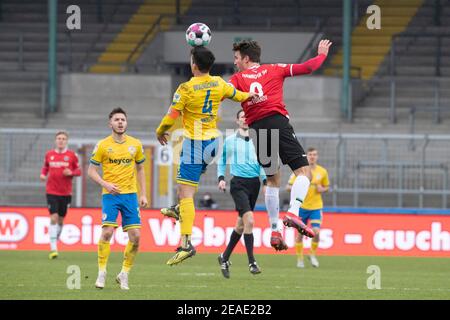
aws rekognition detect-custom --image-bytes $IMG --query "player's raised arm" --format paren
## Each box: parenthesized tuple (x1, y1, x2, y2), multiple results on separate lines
(284, 39, 332, 76)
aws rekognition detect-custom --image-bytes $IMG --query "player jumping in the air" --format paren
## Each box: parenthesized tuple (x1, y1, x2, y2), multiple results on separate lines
(229, 39, 332, 250)
(88, 108, 148, 290)
(40, 131, 81, 259)
(156, 46, 256, 266)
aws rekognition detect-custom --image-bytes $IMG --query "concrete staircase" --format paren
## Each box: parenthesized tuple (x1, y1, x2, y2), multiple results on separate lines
(325, 0, 424, 79)
(90, 0, 191, 73)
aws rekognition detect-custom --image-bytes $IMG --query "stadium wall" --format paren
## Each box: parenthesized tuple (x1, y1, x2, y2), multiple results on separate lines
(0, 208, 449, 257)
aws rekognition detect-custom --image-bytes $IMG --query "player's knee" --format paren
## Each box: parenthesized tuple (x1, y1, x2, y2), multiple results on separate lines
(296, 234, 303, 243)
(313, 228, 320, 241)
(244, 218, 254, 231)
(50, 214, 58, 224)
(266, 174, 281, 188)
(101, 229, 114, 241)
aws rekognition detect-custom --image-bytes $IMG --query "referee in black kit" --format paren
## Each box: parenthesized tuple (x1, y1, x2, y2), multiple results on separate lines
(217, 109, 267, 278)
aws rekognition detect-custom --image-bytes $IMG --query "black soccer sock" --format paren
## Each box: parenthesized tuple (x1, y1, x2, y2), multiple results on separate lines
(222, 230, 242, 261)
(244, 233, 256, 264)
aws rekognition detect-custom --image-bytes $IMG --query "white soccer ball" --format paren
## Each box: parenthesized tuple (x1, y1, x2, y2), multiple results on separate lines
(185, 22, 212, 47)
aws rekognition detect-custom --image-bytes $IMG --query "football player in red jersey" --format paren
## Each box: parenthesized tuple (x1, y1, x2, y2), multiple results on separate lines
(229, 39, 332, 250)
(40, 131, 81, 259)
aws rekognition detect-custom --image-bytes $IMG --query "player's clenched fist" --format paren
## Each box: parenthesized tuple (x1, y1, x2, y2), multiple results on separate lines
(318, 39, 332, 56)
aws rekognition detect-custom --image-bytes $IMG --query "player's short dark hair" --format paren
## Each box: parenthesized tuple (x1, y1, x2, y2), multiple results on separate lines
(55, 131, 68, 138)
(236, 109, 244, 119)
(307, 147, 317, 153)
(232, 40, 261, 63)
(190, 46, 215, 73)
(109, 107, 127, 119)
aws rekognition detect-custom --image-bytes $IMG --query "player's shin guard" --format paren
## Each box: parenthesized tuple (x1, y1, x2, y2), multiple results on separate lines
(265, 186, 280, 231)
(98, 240, 111, 272)
(49, 224, 58, 252)
(287, 175, 310, 215)
(179, 198, 195, 246)
(295, 242, 304, 261)
(121, 241, 139, 273)
(310, 241, 318, 255)
(57, 224, 63, 240)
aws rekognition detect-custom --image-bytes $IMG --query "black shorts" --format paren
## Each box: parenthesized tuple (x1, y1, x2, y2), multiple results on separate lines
(46, 194, 72, 217)
(230, 176, 261, 217)
(249, 113, 309, 176)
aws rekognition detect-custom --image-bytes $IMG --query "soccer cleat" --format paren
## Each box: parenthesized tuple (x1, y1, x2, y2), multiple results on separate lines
(270, 231, 288, 251)
(297, 260, 305, 268)
(95, 271, 107, 289)
(309, 255, 319, 268)
(48, 251, 58, 260)
(283, 215, 315, 238)
(218, 254, 231, 279)
(116, 272, 129, 290)
(166, 244, 196, 266)
(160, 204, 180, 220)
(249, 262, 261, 275)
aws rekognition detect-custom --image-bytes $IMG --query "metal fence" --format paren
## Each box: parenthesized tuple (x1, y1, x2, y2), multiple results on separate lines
(1, 129, 450, 208)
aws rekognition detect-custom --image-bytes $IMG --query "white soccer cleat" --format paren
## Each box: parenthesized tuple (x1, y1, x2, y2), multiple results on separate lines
(95, 271, 107, 289)
(297, 260, 305, 268)
(309, 255, 319, 268)
(116, 272, 129, 290)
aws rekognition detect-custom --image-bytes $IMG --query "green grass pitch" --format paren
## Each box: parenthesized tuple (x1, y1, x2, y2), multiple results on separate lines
(0, 251, 449, 300)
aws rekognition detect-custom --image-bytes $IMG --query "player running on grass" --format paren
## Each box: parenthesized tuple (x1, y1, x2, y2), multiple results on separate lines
(286, 147, 329, 268)
(156, 46, 256, 266)
(88, 108, 148, 290)
(228, 39, 332, 250)
(217, 109, 267, 278)
(40, 131, 81, 260)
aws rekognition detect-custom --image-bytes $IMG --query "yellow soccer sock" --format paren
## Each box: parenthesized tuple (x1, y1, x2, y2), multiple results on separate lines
(295, 242, 304, 261)
(98, 240, 111, 272)
(121, 241, 139, 273)
(179, 198, 195, 239)
(311, 241, 319, 256)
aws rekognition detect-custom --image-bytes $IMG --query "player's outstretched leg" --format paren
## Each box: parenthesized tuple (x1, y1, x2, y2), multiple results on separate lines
(167, 197, 197, 265)
(265, 176, 288, 251)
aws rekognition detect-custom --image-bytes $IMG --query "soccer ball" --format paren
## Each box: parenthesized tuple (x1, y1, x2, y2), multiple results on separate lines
(185, 22, 212, 47)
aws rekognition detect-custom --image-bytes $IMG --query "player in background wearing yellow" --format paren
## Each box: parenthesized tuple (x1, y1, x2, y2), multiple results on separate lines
(88, 108, 148, 290)
(156, 46, 256, 266)
(286, 148, 329, 268)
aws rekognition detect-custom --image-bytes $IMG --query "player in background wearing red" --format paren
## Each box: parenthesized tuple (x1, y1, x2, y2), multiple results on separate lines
(229, 39, 332, 250)
(40, 131, 81, 259)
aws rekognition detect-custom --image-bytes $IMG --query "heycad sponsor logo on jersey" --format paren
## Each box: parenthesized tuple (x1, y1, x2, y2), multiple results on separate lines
(373, 222, 450, 252)
(109, 158, 132, 165)
(0, 213, 29, 242)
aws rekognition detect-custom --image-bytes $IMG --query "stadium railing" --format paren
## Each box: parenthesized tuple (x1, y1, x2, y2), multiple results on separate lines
(3, 129, 450, 208)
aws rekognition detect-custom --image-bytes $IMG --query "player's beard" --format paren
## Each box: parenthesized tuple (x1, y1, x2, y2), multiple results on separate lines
(112, 127, 126, 135)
